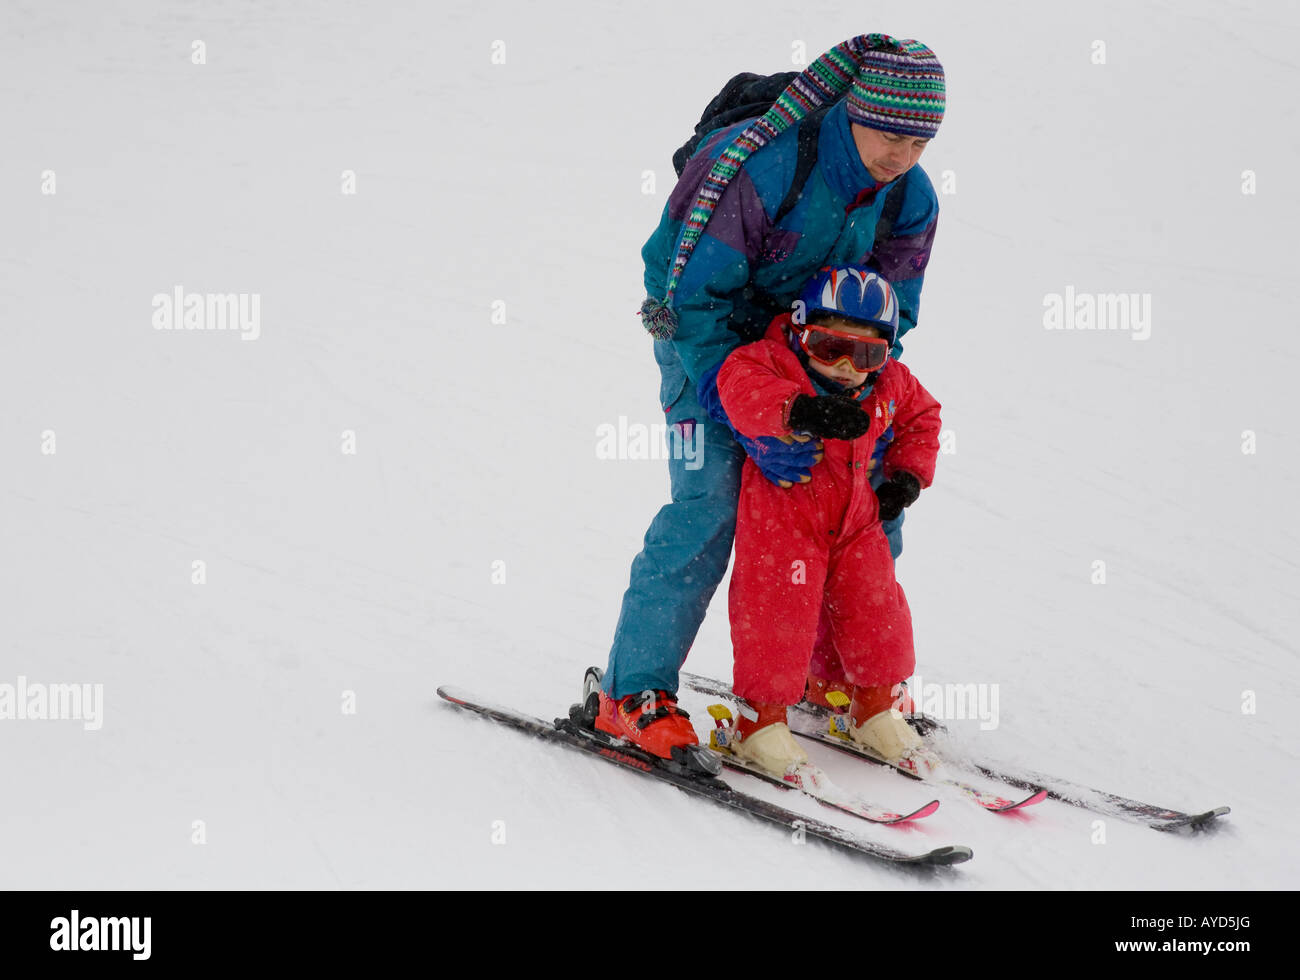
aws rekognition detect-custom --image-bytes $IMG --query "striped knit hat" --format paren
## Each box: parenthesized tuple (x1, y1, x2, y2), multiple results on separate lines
(640, 34, 945, 341)
(846, 39, 945, 138)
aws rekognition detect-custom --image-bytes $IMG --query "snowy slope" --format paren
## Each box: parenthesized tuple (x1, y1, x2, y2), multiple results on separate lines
(1, 0, 1297, 888)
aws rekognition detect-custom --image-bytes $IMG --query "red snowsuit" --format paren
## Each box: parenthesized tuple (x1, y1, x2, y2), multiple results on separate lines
(717, 315, 942, 705)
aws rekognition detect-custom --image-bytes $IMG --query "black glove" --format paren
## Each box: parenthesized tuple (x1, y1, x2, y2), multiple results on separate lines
(787, 394, 871, 441)
(875, 472, 922, 522)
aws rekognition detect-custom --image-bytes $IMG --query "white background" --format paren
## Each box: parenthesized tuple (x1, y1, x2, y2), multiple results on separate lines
(1, 0, 1296, 888)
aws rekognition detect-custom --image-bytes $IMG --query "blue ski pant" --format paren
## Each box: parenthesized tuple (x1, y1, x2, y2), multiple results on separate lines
(602, 340, 904, 698)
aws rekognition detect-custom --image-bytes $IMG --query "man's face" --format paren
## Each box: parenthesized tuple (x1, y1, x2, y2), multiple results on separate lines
(850, 125, 930, 183)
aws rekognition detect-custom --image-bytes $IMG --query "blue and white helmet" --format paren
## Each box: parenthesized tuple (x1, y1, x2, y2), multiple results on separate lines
(797, 266, 900, 348)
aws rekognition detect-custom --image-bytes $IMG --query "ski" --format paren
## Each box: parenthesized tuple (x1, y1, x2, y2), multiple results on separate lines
(962, 764, 1230, 832)
(680, 671, 1229, 831)
(682, 671, 1043, 812)
(712, 754, 940, 824)
(787, 708, 1048, 813)
(702, 704, 940, 825)
(438, 686, 972, 867)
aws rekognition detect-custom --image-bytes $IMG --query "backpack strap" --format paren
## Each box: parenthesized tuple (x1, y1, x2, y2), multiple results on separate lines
(872, 173, 914, 334)
(770, 106, 911, 240)
(772, 104, 831, 225)
(674, 99, 828, 226)
(729, 112, 829, 338)
(873, 173, 909, 249)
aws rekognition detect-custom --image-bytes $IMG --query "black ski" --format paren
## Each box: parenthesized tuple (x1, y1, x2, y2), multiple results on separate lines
(679, 671, 1229, 833)
(963, 765, 1230, 832)
(437, 686, 972, 867)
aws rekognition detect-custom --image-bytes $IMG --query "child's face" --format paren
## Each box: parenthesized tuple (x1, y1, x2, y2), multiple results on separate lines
(802, 316, 885, 388)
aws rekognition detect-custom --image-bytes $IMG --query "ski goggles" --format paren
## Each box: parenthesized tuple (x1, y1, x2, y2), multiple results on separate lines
(796, 323, 890, 373)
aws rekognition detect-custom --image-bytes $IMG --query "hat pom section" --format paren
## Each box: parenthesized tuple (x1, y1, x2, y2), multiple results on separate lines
(639, 296, 679, 340)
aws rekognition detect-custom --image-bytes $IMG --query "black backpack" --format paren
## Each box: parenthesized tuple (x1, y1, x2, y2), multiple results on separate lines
(671, 71, 908, 238)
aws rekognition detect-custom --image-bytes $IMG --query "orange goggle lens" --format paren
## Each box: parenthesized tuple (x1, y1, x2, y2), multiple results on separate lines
(798, 325, 890, 373)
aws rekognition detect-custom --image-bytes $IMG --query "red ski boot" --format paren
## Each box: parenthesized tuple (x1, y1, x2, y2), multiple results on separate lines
(595, 689, 699, 760)
(803, 675, 854, 710)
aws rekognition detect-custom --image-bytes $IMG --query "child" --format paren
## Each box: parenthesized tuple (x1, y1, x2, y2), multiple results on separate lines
(712, 264, 941, 778)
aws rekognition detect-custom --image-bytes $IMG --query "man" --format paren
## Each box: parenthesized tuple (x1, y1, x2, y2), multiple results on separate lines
(596, 34, 946, 758)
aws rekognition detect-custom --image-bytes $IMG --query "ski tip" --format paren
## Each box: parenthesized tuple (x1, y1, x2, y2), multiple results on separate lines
(437, 685, 485, 710)
(919, 844, 973, 866)
(1008, 788, 1049, 810)
(903, 799, 942, 822)
(1153, 806, 1231, 833)
(980, 787, 1048, 812)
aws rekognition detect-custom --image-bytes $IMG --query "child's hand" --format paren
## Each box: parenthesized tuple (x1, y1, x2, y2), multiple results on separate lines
(787, 394, 872, 441)
(875, 472, 922, 521)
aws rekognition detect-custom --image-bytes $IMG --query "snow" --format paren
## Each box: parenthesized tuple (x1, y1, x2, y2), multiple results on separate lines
(1, 0, 1297, 888)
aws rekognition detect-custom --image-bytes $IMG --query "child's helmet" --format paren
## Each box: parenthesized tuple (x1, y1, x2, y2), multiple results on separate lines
(797, 266, 900, 347)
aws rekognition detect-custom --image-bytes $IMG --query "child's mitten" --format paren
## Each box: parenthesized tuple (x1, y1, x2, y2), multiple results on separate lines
(875, 471, 922, 521)
(787, 394, 871, 441)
